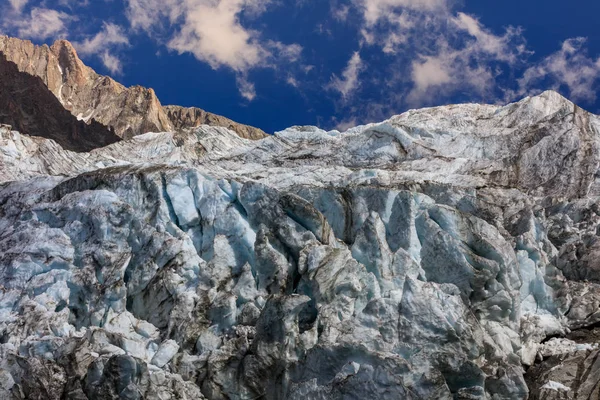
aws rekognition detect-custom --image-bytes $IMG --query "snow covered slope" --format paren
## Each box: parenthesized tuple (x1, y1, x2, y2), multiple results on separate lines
(1, 91, 600, 399)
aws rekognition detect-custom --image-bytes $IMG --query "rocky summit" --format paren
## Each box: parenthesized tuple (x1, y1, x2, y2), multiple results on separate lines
(0, 53, 120, 152)
(0, 36, 267, 141)
(1, 90, 600, 399)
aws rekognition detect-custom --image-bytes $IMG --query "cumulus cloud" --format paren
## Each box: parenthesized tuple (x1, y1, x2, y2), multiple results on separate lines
(404, 13, 528, 104)
(410, 56, 451, 93)
(126, 0, 301, 100)
(329, 51, 364, 99)
(167, 0, 268, 72)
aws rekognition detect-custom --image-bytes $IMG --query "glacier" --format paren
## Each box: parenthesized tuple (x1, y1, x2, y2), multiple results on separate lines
(0, 90, 600, 399)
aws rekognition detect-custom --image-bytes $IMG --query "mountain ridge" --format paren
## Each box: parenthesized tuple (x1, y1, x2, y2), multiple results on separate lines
(0, 35, 267, 140)
(0, 52, 120, 151)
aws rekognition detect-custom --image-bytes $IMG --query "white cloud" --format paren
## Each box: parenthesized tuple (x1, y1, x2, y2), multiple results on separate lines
(334, 117, 358, 131)
(410, 56, 451, 93)
(167, 0, 269, 72)
(16, 8, 72, 40)
(332, 3, 351, 21)
(126, 0, 278, 68)
(403, 13, 527, 104)
(407, 49, 497, 105)
(287, 76, 299, 88)
(339, 0, 531, 108)
(74, 23, 129, 55)
(452, 13, 526, 64)
(126, 0, 183, 33)
(9, 0, 28, 12)
(267, 41, 303, 63)
(329, 51, 364, 99)
(1, 3, 130, 76)
(517, 38, 600, 102)
(236, 75, 257, 101)
(126, 0, 301, 100)
(354, 0, 447, 26)
(73, 23, 129, 74)
(57, 0, 90, 8)
(100, 51, 123, 75)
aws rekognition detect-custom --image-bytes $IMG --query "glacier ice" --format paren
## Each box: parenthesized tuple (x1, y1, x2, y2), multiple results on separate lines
(0, 91, 600, 398)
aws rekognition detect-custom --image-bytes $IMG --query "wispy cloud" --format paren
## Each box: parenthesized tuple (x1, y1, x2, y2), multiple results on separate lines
(325, 0, 540, 121)
(73, 23, 129, 74)
(236, 75, 257, 101)
(354, 0, 448, 26)
(333, 117, 358, 131)
(126, 0, 183, 32)
(15, 7, 72, 40)
(8, 0, 28, 12)
(329, 51, 364, 100)
(404, 13, 528, 104)
(99, 52, 123, 75)
(57, 0, 90, 9)
(74, 23, 129, 55)
(516, 38, 600, 102)
(0, 0, 599, 130)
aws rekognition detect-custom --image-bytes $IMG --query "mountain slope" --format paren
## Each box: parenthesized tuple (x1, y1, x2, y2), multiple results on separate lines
(0, 36, 267, 140)
(1, 91, 600, 399)
(165, 105, 268, 140)
(0, 53, 119, 152)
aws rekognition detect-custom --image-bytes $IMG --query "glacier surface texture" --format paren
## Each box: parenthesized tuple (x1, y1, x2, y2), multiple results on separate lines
(1, 91, 600, 399)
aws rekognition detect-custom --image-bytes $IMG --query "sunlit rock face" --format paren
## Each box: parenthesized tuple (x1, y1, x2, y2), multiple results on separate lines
(0, 35, 267, 141)
(1, 91, 600, 399)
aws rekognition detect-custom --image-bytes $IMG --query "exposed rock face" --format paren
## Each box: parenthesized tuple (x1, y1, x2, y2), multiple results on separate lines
(525, 332, 600, 399)
(0, 35, 267, 140)
(1, 91, 600, 399)
(165, 105, 267, 140)
(0, 53, 119, 152)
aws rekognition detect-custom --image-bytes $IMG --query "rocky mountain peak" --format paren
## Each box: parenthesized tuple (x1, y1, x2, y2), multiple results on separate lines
(0, 35, 267, 141)
(0, 52, 119, 151)
(50, 38, 90, 88)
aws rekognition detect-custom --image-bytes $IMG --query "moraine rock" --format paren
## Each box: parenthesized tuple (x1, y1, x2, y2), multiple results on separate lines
(0, 91, 600, 399)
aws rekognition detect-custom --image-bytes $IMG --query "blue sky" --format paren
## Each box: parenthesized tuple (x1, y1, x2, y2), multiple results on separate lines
(1, 0, 600, 133)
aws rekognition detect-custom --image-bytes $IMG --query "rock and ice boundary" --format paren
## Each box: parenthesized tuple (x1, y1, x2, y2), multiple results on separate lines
(1, 91, 600, 399)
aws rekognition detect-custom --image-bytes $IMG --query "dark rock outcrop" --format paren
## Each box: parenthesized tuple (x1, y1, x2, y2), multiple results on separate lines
(0, 53, 119, 152)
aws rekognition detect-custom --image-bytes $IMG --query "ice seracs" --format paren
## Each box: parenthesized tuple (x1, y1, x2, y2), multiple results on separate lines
(0, 91, 600, 399)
